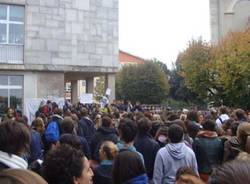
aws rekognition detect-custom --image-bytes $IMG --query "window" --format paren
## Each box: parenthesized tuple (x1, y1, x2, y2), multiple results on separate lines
(0, 4, 24, 44)
(0, 75, 23, 116)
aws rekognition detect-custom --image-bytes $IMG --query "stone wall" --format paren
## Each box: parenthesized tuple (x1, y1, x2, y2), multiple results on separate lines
(0, 0, 119, 70)
(210, 0, 250, 43)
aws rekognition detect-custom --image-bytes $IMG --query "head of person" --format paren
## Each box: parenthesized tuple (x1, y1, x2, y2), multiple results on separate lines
(219, 106, 228, 115)
(32, 118, 45, 134)
(112, 151, 146, 184)
(0, 169, 47, 184)
(0, 120, 30, 156)
(118, 118, 138, 144)
(209, 160, 250, 184)
(187, 111, 198, 122)
(43, 144, 93, 184)
(230, 122, 239, 136)
(234, 109, 247, 121)
(176, 167, 200, 184)
(168, 124, 184, 143)
(237, 122, 250, 153)
(202, 119, 216, 132)
(80, 108, 88, 117)
(99, 141, 118, 161)
(101, 116, 113, 128)
(6, 107, 14, 119)
(61, 117, 75, 134)
(137, 117, 152, 134)
(155, 126, 169, 144)
(59, 134, 83, 151)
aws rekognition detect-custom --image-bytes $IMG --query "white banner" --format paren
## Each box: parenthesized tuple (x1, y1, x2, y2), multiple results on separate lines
(80, 93, 93, 104)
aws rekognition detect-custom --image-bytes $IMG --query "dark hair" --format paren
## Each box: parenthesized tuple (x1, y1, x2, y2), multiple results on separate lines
(176, 166, 198, 181)
(172, 119, 187, 133)
(43, 145, 85, 184)
(0, 121, 31, 155)
(118, 118, 137, 143)
(53, 108, 62, 116)
(61, 117, 74, 134)
(80, 107, 88, 117)
(203, 119, 216, 131)
(187, 111, 198, 122)
(235, 109, 246, 121)
(137, 117, 152, 134)
(168, 124, 184, 143)
(112, 151, 146, 184)
(167, 114, 179, 121)
(209, 160, 250, 184)
(102, 116, 112, 127)
(59, 134, 83, 151)
(219, 106, 228, 114)
(230, 122, 239, 136)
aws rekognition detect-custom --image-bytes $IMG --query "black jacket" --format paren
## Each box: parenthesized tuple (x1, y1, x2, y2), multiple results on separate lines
(134, 133, 160, 179)
(90, 127, 118, 161)
(93, 164, 113, 184)
(78, 117, 96, 145)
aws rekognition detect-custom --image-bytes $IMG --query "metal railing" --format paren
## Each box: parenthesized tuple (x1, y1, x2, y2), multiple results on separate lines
(0, 44, 24, 64)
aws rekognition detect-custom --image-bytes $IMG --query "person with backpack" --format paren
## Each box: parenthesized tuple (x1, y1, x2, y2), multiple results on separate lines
(44, 108, 63, 153)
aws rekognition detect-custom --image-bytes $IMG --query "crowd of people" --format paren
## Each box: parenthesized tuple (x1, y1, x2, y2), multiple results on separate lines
(1, 100, 250, 184)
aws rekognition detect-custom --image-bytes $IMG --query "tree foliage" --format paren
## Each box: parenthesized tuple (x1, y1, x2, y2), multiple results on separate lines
(116, 61, 170, 104)
(178, 28, 250, 109)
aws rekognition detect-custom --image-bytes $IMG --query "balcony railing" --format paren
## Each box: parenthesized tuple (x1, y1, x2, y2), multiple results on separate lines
(0, 44, 24, 64)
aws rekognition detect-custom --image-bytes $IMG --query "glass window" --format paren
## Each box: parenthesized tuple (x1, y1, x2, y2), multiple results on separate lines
(9, 5, 24, 22)
(0, 4, 7, 20)
(10, 89, 22, 109)
(9, 24, 24, 44)
(9, 76, 23, 86)
(0, 75, 8, 85)
(0, 89, 8, 115)
(0, 23, 7, 43)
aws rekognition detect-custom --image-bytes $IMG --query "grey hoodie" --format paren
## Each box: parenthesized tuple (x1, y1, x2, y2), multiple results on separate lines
(153, 142, 198, 184)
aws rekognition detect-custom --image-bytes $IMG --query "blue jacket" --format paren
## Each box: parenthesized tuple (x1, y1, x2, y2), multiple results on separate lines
(29, 130, 43, 163)
(123, 174, 148, 184)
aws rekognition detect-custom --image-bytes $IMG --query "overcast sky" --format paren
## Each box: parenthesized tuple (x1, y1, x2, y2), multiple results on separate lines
(119, 0, 211, 68)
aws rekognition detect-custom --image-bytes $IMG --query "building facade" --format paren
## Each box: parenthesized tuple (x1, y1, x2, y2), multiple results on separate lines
(119, 50, 145, 68)
(210, 0, 250, 43)
(0, 0, 119, 114)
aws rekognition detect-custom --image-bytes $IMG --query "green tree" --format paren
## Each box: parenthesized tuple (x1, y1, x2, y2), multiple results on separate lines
(214, 28, 250, 108)
(116, 62, 170, 104)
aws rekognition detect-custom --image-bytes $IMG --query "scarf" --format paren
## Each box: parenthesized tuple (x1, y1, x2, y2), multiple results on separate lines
(0, 150, 28, 169)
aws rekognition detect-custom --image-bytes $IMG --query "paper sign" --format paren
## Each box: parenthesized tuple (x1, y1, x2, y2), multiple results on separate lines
(80, 93, 93, 104)
(105, 88, 111, 96)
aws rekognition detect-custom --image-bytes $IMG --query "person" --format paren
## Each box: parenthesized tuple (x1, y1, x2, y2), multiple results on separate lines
(155, 126, 169, 147)
(208, 159, 250, 184)
(91, 116, 118, 161)
(237, 122, 250, 154)
(193, 119, 223, 182)
(112, 151, 148, 184)
(78, 107, 96, 145)
(0, 169, 48, 184)
(93, 141, 118, 184)
(43, 144, 93, 184)
(175, 167, 204, 184)
(134, 117, 160, 181)
(153, 124, 198, 184)
(60, 117, 90, 158)
(29, 118, 45, 163)
(234, 108, 247, 123)
(116, 118, 144, 163)
(0, 120, 31, 170)
(215, 106, 229, 127)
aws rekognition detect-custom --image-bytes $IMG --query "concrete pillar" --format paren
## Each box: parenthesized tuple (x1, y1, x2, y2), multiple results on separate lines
(105, 74, 116, 102)
(86, 77, 94, 94)
(71, 80, 78, 104)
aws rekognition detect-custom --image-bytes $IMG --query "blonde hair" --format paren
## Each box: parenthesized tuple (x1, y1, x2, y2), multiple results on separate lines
(100, 141, 118, 160)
